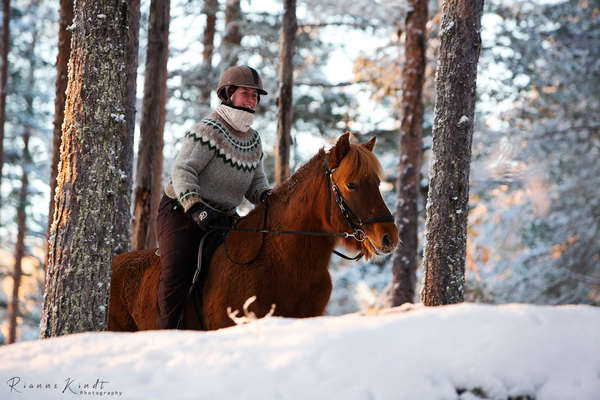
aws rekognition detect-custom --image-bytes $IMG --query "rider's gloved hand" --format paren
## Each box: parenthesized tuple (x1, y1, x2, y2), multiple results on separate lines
(260, 189, 271, 203)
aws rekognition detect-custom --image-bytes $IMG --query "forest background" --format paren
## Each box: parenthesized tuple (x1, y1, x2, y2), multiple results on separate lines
(0, 0, 598, 343)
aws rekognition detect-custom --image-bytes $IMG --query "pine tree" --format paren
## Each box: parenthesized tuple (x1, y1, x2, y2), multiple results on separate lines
(132, 0, 169, 251)
(8, 0, 38, 342)
(40, 0, 139, 337)
(274, 0, 296, 184)
(8, 129, 29, 343)
(392, 0, 428, 305)
(467, 0, 600, 304)
(421, 0, 484, 306)
(200, 0, 217, 103)
(0, 0, 11, 213)
(46, 0, 73, 267)
(221, 0, 241, 69)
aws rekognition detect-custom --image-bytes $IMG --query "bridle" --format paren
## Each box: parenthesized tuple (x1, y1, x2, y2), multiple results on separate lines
(220, 158, 395, 264)
(324, 158, 395, 247)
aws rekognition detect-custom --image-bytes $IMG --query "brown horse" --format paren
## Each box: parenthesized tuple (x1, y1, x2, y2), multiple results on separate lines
(108, 133, 399, 331)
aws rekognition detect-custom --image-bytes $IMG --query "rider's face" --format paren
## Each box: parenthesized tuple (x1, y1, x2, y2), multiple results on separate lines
(230, 88, 259, 110)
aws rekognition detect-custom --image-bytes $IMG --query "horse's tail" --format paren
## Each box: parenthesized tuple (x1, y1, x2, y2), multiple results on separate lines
(109, 249, 160, 331)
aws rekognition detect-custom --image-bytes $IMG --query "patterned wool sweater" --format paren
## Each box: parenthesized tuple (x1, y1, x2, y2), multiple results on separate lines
(164, 111, 269, 214)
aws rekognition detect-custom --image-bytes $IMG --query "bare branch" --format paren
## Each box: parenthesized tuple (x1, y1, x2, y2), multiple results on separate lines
(295, 80, 368, 88)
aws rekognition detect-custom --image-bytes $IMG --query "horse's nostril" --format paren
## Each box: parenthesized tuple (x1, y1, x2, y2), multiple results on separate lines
(382, 234, 391, 249)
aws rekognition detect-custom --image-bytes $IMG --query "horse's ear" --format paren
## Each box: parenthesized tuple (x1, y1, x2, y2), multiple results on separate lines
(329, 132, 351, 167)
(362, 137, 376, 152)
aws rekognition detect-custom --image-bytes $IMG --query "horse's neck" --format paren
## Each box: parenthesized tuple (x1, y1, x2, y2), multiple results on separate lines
(268, 161, 336, 269)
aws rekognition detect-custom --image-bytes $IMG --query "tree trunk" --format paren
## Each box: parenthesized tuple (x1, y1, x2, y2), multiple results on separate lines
(391, 0, 428, 306)
(199, 0, 217, 103)
(7, 130, 29, 344)
(40, 0, 139, 338)
(221, 0, 241, 68)
(421, 0, 483, 306)
(46, 0, 73, 269)
(131, 0, 169, 251)
(0, 0, 10, 214)
(274, 0, 296, 184)
(202, 0, 217, 66)
(8, 13, 37, 342)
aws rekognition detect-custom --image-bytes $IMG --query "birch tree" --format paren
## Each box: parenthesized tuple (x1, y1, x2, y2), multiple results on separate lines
(40, 0, 139, 337)
(421, 0, 483, 306)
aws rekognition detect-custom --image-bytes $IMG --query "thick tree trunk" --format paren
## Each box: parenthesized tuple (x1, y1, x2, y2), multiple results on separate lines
(8, 131, 29, 344)
(421, 0, 483, 306)
(46, 0, 73, 268)
(274, 0, 296, 184)
(392, 0, 428, 306)
(40, 0, 139, 338)
(221, 0, 241, 68)
(0, 0, 10, 213)
(131, 0, 169, 251)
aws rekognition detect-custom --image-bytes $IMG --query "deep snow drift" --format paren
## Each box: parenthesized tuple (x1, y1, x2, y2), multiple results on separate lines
(1, 303, 599, 400)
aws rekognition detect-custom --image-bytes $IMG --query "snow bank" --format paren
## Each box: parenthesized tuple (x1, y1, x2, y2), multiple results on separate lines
(1, 303, 599, 400)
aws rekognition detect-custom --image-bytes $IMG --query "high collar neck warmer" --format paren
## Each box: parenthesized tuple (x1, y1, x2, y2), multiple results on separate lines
(215, 104, 255, 132)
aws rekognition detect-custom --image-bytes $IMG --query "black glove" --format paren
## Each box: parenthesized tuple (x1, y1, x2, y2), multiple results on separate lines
(190, 208, 210, 226)
(187, 203, 220, 231)
(260, 189, 271, 203)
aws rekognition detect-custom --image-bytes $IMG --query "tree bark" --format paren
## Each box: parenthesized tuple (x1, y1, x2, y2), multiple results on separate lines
(46, 0, 73, 269)
(391, 0, 428, 306)
(8, 130, 29, 344)
(421, 0, 483, 306)
(0, 0, 10, 214)
(8, 14, 37, 342)
(200, 0, 217, 102)
(131, 0, 169, 251)
(274, 0, 296, 184)
(202, 0, 217, 64)
(40, 0, 139, 337)
(221, 0, 241, 68)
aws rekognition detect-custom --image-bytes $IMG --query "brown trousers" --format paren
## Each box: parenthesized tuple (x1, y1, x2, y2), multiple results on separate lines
(156, 194, 205, 329)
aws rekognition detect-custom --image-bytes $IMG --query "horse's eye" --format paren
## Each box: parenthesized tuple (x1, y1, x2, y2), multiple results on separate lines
(346, 183, 358, 190)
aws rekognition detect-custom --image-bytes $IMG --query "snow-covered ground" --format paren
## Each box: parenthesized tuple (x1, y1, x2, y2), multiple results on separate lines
(1, 303, 599, 400)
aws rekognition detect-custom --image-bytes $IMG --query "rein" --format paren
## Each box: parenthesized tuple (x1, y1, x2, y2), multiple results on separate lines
(218, 158, 394, 265)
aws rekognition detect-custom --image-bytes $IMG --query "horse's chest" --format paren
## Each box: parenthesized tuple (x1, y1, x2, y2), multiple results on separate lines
(271, 270, 332, 317)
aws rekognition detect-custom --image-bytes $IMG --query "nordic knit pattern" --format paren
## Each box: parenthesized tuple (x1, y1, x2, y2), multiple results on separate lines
(164, 111, 269, 213)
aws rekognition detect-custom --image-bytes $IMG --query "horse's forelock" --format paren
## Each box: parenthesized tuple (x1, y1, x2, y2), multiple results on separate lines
(338, 144, 383, 180)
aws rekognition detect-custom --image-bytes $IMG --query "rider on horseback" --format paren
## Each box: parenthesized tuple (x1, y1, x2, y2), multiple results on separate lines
(157, 65, 271, 329)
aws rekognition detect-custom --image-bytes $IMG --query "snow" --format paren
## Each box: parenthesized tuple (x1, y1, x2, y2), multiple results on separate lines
(458, 115, 470, 128)
(1, 303, 599, 400)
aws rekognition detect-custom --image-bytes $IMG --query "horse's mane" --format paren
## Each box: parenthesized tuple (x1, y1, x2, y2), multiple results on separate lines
(242, 142, 383, 222)
(273, 148, 326, 202)
(275, 142, 383, 197)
